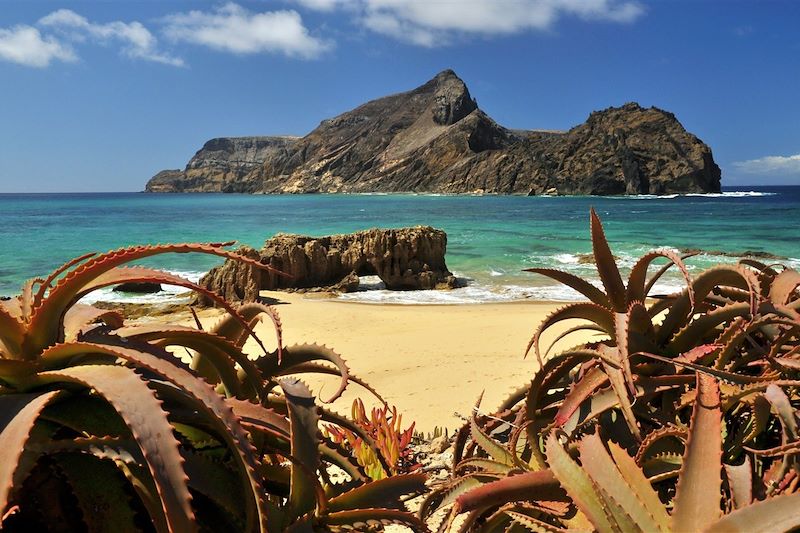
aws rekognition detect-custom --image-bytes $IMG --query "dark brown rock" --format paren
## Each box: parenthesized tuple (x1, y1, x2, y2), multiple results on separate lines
(196, 226, 454, 306)
(146, 70, 721, 196)
(112, 282, 162, 293)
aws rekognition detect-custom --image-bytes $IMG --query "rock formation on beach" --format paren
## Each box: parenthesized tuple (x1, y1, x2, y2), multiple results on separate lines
(146, 69, 721, 196)
(197, 226, 457, 305)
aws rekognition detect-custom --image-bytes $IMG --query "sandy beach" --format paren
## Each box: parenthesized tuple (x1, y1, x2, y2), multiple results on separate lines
(175, 292, 596, 434)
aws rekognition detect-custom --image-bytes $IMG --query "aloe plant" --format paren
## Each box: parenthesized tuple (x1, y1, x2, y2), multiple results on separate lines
(0, 243, 427, 532)
(326, 398, 418, 480)
(423, 210, 800, 532)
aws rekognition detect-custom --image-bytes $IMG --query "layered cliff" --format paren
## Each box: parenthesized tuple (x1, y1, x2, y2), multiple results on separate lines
(146, 70, 721, 195)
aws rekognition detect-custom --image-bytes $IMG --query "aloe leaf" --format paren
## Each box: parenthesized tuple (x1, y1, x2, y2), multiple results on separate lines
(628, 249, 693, 305)
(56, 452, 141, 533)
(470, 417, 516, 466)
(606, 439, 670, 530)
(724, 458, 753, 509)
(553, 366, 608, 426)
(770, 270, 800, 305)
(0, 308, 24, 357)
(589, 208, 627, 312)
(281, 378, 321, 520)
(120, 326, 265, 399)
(27, 243, 280, 355)
(545, 431, 615, 532)
(37, 365, 197, 532)
(526, 302, 614, 364)
(671, 374, 723, 532)
(667, 302, 752, 355)
(41, 342, 269, 531)
(327, 473, 426, 512)
(0, 391, 62, 518)
(454, 469, 565, 514)
(704, 491, 800, 533)
(524, 268, 610, 307)
(62, 304, 124, 342)
(764, 384, 798, 440)
(259, 344, 352, 404)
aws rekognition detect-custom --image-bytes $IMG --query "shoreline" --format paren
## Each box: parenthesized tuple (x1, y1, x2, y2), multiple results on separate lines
(156, 291, 595, 433)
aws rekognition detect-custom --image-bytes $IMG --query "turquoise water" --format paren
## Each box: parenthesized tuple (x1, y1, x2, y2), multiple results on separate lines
(1, 187, 797, 303)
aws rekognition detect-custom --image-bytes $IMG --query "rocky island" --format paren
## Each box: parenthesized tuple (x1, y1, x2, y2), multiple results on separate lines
(146, 69, 721, 195)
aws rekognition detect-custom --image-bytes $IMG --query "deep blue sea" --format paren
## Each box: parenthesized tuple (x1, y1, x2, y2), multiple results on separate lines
(1, 187, 797, 304)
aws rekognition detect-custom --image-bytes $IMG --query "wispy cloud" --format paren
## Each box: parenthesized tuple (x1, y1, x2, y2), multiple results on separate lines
(733, 154, 800, 175)
(39, 9, 184, 67)
(162, 3, 330, 59)
(293, 0, 644, 46)
(0, 25, 76, 67)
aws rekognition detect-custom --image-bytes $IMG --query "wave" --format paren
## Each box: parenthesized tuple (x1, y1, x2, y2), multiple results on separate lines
(611, 191, 777, 200)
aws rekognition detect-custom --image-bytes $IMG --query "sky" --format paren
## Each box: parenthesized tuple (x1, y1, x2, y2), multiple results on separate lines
(0, 1, 798, 192)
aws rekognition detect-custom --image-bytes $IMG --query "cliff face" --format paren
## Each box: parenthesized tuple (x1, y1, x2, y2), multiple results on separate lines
(146, 70, 721, 195)
(146, 136, 298, 193)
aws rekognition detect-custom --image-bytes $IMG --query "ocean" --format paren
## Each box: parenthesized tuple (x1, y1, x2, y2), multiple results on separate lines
(1, 186, 797, 304)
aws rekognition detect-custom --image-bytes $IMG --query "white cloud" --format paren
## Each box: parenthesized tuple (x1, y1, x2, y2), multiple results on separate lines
(0, 25, 76, 67)
(733, 154, 800, 175)
(162, 3, 330, 58)
(293, 0, 644, 46)
(39, 9, 184, 66)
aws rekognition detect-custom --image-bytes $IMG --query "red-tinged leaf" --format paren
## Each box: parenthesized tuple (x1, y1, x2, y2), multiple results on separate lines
(724, 458, 753, 509)
(765, 384, 798, 440)
(0, 307, 24, 357)
(770, 269, 800, 305)
(554, 366, 608, 426)
(328, 473, 427, 512)
(704, 491, 800, 533)
(657, 265, 758, 345)
(119, 326, 265, 400)
(260, 344, 352, 404)
(599, 345, 641, 441)
(671, 374, 723, 532)
(590, 208, 626, 312)
(0, 391, 62, 518)
(36, 365, 197, 533)
(40, 343, 269, 531)
(321, 508, 428, 532)
(524, 268, 610, 308)
(578, 433, 667, 532)
(668, 302, 752, 355)
(606, 440, 671, 531)
(62, 304, 124, 341)
(469, 416, 515, 466)
(211, 303, 284, 363)
(27, 243, 281, 355)
(526, 302, 614, 364)
(226, 397, 291, 439)
(636, 351, 779, 384)
(33, 251, 97, 306)
(454, 469, 565, 514)
(628, 249, 694, 305)
(545, 431, 615, 532)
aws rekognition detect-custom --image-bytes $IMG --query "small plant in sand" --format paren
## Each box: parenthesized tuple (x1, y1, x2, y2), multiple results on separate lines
(422, 210, 800, 532)
(0, 243, 426, 532)
(326, 398, 418, 480)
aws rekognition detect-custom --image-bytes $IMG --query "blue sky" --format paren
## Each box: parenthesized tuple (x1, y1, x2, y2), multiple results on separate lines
(0, 1, 798, 192)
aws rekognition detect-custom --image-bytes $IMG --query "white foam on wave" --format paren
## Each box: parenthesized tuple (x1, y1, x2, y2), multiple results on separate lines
(611, 191, 777, 200)
(79, 270, 206, 305)
(335, 275, 690, 305)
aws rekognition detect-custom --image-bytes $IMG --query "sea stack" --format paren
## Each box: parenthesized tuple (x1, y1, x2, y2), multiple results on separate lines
(146, 70, 721, 196)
